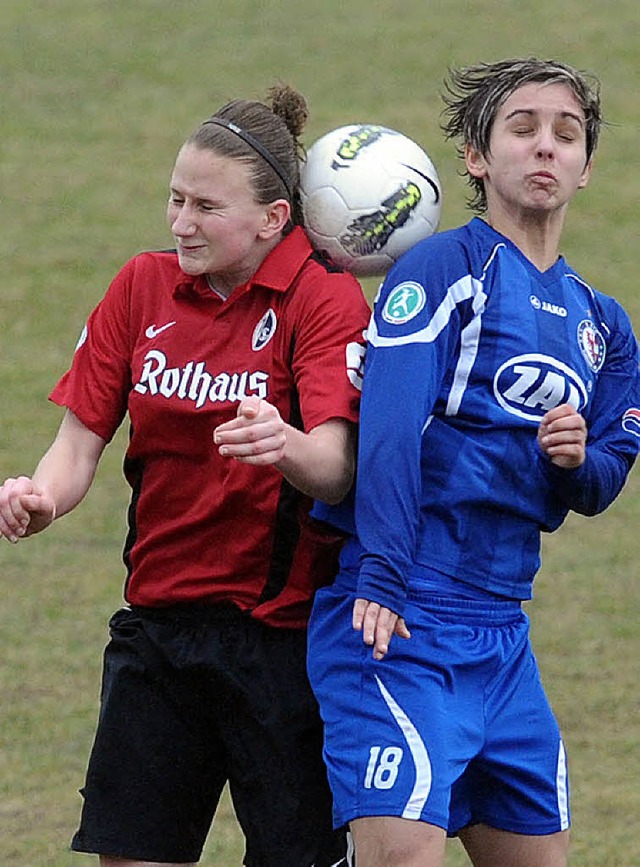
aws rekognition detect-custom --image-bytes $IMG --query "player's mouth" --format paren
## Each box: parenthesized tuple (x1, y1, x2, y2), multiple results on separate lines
(529, 171, 557, 183)
(177, 242, 207, 254)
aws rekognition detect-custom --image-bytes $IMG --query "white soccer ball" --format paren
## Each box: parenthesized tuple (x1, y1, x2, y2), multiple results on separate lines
(300, 124, 442, 277)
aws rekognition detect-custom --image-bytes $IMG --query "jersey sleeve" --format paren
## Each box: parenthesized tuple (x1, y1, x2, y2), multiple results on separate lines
(49, 259, 135, 441)
(290, 266, 370, 432)
(539, 300, 640, 515)
(354, 237, 476, 614)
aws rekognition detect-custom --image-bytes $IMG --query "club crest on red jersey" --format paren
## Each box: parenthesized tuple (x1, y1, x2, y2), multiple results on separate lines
(577, 320, 606, 372)
(252, 309, 277, 351)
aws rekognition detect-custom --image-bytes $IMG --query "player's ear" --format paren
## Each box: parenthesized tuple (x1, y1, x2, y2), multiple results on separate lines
(465, 143, 489, 179)
(259, 199, 291, 239)
(577, 157, 593, 190)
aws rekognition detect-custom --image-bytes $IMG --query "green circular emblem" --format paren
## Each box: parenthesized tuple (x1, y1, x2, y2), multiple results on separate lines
(381, 281, 426, 325)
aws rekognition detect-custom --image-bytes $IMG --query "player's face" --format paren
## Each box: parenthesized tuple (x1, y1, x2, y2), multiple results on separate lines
(466, 82, 593, 218)
(168, 144, 283, 293)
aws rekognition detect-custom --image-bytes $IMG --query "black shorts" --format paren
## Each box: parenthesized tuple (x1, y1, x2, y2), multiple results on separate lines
(71, 605, 347, 866)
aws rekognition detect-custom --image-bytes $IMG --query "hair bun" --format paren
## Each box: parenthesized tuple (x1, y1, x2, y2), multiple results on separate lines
(268, 84, 308, 139)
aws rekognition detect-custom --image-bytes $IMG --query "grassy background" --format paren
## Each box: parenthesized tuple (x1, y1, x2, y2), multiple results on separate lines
(1, 0, 639, 864)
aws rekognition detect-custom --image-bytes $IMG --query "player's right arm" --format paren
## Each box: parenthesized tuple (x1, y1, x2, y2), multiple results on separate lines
(353, 597, 411, 660)
(0, 409, 106, 542)
(353, 235, 472, 652)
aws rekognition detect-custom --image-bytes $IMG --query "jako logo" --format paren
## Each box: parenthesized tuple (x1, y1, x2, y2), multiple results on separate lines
(494, 353, 588, 421)
(529, 295, 567, 318)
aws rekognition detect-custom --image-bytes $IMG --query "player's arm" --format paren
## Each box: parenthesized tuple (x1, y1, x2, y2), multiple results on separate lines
(214, 265, 368, 504)
(0, 409, 107, 542)
(352, 241, 471, 657)
(538, 315, 640, 516)
(213, 396, 355, 504)
(353, 598, 411, 661)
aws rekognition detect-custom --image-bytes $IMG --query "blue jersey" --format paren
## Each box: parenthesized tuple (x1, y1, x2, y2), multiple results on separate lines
(321, 218, 640, 613)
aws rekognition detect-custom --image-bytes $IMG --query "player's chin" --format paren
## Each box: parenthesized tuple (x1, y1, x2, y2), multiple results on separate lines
(176, 251, 210, 276)
(178, 264, 207, 278)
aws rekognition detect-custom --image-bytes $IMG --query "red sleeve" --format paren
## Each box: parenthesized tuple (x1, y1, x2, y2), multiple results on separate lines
(49, 259, 135, 442)
(290, 264, 371, 432)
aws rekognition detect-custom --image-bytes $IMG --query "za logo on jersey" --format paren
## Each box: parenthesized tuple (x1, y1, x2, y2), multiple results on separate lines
(494, 354, 588, 421)
(382, 282, 426, 325)
(577, 320, 606, 371)
(252, 309, 277, 351)
(622, 408, 640, 438)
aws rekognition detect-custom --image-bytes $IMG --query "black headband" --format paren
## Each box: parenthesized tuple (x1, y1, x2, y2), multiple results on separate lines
(202, 117, 293, 199)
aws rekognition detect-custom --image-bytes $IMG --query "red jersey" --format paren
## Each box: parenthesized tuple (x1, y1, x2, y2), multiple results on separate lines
(51, 227, 370, 627)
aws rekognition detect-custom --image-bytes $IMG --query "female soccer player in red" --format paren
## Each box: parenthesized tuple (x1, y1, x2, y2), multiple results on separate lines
(0, 84, 369, 867)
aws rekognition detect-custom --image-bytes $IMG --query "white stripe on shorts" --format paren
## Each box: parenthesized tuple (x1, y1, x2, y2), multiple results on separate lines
(375, 674, 432, 819)
(556, 737, 570, 830)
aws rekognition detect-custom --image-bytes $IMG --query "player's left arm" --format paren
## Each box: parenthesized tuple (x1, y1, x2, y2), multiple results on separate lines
(213, 397, 355, 504)
(214, 267, 369, 504)
(540, 311, 640, 515)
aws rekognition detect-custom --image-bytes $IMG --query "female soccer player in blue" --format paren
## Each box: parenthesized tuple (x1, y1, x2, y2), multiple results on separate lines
(308, 58, 640, 866)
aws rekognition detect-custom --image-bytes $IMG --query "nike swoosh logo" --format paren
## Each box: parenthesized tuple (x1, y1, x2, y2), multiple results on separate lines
(145, 321, 176, 339)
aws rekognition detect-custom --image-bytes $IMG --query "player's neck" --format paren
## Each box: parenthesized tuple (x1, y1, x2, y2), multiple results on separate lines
(486, 204, 566, 272)
(205, 275, 232, 299)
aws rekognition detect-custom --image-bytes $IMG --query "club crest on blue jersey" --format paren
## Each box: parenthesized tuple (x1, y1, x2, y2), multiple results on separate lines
(577, 320, 606, 372)
(252, 309, 277, 351)
(622, 407, 640, 438)
(381, 281, 426, 325)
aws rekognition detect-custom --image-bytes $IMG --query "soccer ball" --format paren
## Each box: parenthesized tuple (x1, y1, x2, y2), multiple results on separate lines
(299, 124, 442, 277)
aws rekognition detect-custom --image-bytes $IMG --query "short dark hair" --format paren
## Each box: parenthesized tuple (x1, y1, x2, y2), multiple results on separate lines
(441, 58, 603, 213)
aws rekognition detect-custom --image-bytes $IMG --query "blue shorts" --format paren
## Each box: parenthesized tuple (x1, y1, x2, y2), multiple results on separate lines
(307, 577, 570, 836)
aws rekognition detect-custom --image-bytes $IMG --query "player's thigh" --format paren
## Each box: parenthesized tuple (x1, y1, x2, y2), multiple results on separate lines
(223, 620, 343, 866)
(459, 823, 569, 867)
(464, 641, 570, 837)
(309, 584, 467, 831)
(73, 608, 228, 863)
(351, 816, 446, 867)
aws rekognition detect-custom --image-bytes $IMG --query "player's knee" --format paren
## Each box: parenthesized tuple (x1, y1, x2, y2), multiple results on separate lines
(351, 817, 445, 867)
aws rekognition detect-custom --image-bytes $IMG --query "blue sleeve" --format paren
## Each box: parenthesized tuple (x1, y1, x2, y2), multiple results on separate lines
(311, 490, 356, 535)
(353, 239, 476, 614)
(539, 303, 640, 515)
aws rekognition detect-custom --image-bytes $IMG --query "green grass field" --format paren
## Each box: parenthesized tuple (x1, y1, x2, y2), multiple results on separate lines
(1, 0, 639, 864)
